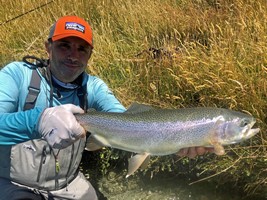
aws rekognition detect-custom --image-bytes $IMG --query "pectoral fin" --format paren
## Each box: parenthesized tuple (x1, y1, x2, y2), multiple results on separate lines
(213, 142, 225, 155)
(209, 116, 225, 155)
(127, 152, 150, 178)
(85, 135, 104, 151)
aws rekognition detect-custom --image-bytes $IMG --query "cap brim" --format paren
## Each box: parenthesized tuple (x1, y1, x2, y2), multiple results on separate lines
(52, 33, 93, 48)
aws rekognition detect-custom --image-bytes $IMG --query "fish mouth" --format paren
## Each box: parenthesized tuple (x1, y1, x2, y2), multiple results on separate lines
(245, 128, 260, 140)
(227, 121, 260, 145)
(241, 121, 260, 141)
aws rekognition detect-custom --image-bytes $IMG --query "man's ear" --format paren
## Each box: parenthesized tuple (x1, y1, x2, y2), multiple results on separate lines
(45, 41, 52, 54)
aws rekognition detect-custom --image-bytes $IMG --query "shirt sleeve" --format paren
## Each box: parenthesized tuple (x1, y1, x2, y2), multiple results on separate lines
(0, 108, 43, 145)
(0, 62, 43, 145)
(87, 76, 126, 113)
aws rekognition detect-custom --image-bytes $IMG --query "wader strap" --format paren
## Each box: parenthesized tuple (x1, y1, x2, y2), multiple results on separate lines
(77, 84, 88, 112)
(23, 69, 41, 111)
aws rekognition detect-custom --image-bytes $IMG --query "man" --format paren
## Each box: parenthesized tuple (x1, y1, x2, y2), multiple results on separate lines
(0, 16, 218, 200)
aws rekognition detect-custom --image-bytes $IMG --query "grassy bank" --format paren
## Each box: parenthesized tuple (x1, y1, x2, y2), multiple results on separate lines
(1, 0, 266, 198)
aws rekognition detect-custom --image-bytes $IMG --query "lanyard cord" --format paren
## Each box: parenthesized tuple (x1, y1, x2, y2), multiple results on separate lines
(50, 148, 61, 189)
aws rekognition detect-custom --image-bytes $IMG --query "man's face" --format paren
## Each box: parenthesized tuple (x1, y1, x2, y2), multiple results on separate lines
(46, 36, 93, 83)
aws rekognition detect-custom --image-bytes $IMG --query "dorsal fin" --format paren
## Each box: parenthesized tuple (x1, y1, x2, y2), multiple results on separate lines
(126, 103, 155, 114)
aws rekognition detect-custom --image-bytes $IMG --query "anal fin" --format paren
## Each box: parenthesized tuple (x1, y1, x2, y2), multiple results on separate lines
(126, 152, 150, 178)
(140, 155, 151, 170)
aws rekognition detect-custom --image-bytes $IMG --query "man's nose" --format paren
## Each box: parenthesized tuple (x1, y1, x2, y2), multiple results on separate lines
(67, 48, 79, 61)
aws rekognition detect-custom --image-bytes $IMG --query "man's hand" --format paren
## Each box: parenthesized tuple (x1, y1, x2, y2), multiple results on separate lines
(38, 104, 86, 149)
(177, 147, 221, 159)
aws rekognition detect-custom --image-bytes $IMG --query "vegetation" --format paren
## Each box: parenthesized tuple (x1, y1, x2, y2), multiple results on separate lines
(1, 0, 266, 198)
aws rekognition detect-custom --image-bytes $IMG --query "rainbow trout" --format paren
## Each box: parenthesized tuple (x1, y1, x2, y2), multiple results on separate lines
(76, 103, 260, 177)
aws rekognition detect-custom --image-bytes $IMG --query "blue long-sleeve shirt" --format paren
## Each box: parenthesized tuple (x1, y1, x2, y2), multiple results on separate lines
(0, 61, 126, 145)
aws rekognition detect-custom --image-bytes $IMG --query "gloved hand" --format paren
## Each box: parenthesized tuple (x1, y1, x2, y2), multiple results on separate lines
(38, 104, 86, 149)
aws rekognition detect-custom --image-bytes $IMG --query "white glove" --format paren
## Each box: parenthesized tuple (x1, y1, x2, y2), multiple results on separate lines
(38, 104, 86, 149)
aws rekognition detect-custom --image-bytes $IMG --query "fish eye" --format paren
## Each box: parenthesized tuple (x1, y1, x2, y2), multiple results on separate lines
(240, 119, 249, 127)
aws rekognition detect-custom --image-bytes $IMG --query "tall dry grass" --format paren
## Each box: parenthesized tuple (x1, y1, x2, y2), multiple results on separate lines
(0, 0, 267, 197)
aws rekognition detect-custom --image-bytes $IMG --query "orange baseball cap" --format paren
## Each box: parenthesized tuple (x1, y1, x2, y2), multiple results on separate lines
(48, 16, 93, 48)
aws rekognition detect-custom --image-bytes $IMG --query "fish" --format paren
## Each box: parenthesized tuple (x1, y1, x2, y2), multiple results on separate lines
(76, 103, 260, 177)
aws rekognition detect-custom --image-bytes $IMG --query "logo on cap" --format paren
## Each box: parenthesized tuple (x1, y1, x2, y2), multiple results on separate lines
(65, 22, 85, 33)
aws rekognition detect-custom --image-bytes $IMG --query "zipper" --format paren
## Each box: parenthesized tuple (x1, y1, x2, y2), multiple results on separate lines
(36, 145, 47, 182)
